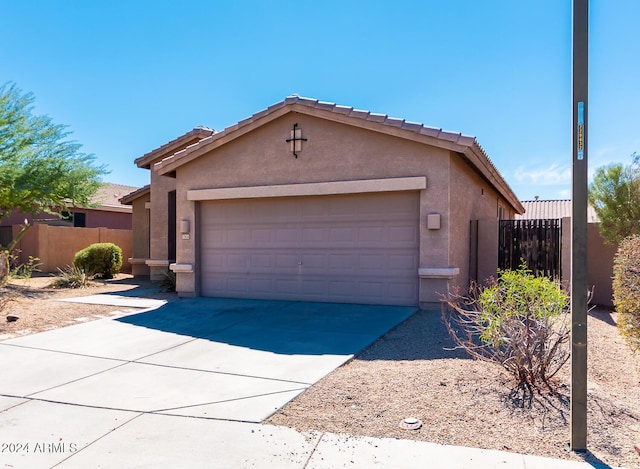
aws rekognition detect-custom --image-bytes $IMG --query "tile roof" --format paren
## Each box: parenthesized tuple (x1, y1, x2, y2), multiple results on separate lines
(149, 95, 523, 213)
(134, 126, 214, 169)
(119, 184, 150, 205)
(517, 199, 599, 222)
(93, 183, 138, 206)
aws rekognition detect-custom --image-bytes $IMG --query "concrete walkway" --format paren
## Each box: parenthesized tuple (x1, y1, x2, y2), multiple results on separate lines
(0, 296, 614, 468)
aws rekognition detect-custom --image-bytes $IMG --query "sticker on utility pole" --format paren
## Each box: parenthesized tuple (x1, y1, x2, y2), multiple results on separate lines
(577, 101, 584, 160)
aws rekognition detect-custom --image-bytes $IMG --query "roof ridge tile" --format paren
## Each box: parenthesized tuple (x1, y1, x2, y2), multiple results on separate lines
(315, 101, 336, 111)
(384, 117, 405, 127)
(148, 95, 521, 214)
(366, 112, 387, 123)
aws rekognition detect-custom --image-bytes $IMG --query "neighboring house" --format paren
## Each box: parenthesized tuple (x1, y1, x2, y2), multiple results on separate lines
(0, 183, 137, 230)
(516, 198, 599, 223)
(517, 198, 616, 307)
(121, 96, 523, 306)
(1, 183, 137, 273)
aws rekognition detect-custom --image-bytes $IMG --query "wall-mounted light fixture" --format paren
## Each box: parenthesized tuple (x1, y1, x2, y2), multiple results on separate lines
(285, 123, 307, 158)
(180, 219, 190, 240)
(427, 213, 441, 230)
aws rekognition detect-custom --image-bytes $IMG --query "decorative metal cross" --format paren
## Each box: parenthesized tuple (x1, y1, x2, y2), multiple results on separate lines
(285, 123, 307, 158)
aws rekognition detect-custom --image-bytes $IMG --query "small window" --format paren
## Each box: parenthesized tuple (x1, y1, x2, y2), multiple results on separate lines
(73, 212, 86, 228)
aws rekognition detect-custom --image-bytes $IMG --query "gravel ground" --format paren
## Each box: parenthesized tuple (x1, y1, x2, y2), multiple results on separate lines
(266, 306, 640, 468)
(2, 278, 638, 467)
(0, 274, 177, 339)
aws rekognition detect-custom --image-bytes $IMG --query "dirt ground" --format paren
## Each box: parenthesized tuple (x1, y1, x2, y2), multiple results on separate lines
(1, 276, 639, 467)
(0, 274, 176, 339)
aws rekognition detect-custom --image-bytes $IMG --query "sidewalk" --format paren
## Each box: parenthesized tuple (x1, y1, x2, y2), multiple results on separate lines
(0, 402, 613, 468)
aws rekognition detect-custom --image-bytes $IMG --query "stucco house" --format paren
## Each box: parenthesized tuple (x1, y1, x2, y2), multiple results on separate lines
(121, 96, 523, 306)
(0, 183, 136, 231)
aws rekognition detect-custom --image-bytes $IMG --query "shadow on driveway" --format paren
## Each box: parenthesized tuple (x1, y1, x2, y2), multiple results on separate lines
(116, 297, 417, 356)
(355, 306, 470, 361)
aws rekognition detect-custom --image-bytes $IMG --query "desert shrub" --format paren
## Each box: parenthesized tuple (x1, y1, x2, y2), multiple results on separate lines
(161, 269, 176, 292)
(612, 234, 640, 355)
(49, 265, 90, 289)
(8, 251, 41, 279)
(73, 243, 122, 279)
(441, 266, 570, 395)
(0, 251, 8, 286)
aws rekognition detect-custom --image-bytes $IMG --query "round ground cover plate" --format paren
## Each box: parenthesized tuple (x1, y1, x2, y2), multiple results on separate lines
(398, 417, 423, 430)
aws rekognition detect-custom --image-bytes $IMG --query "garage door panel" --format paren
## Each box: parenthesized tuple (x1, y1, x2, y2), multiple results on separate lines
(250, 254, 273, 268)
(275, 279, 298, 295)
(300, 254, 325, 269)
(301, 279, 326, 296)
(250, 229, 273, 243)
(388, 253, 419, 271)
(328, 253, 356, 270)
(200, 192, 419, 305)
(389, 225, 419, 242)
(228, 254, 250, 268)
(275, 228, 299, 243)
(227, 278, 250, 293)
(358, 226, 385, 241)
(250, 278, 273, 294)
(275, 253, 297, 268)
(302, 227, 327, 242)
(329, 227, 356, 242)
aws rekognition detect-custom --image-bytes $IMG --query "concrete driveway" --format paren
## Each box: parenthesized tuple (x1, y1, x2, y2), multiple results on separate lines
(0, 297, 415, 467)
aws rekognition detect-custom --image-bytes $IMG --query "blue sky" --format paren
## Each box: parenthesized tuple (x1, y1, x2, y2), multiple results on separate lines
(1, 1, 638, 201)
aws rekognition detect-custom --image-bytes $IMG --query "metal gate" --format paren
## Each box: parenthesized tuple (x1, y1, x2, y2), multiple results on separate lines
(498, 219, 562, 279)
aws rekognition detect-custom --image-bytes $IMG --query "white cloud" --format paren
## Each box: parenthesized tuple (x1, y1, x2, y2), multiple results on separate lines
(513, 163, 572, 186)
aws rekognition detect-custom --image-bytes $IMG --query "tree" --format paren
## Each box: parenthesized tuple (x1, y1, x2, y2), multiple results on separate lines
(0, 82, 107, 281)
(0, 82, 106, 221)
(588, 154, 640, 244)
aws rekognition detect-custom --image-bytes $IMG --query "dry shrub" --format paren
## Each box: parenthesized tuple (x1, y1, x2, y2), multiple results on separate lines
(49, 265, 90, 289)
(441, 267, 570, 399)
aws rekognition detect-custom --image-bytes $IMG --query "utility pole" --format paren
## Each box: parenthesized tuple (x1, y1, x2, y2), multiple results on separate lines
(571, 0, 589, 452)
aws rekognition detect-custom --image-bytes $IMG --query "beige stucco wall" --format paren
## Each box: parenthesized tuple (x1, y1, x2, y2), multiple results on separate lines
(560, 217, 615, 308)
(148, 168, 176, 280)
(12, 224, 132, 274)
(447, 156, 513, 291)
(588, 223, 617, 307)
(170, 113, 482, 302)
(130, 193, 151, 277)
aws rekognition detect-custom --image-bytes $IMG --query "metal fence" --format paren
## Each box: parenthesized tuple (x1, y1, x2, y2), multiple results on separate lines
(498, 219, 562, 279)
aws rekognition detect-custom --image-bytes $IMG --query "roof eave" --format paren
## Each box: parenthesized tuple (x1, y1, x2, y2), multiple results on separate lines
(134, 127, 214, 169)
(463, 144, 524, 214)
(119, 184, 151, 205)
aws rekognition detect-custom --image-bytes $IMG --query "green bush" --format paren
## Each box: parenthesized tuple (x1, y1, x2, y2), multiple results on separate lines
(612, 235, 640, 355)
(442, 266, 570, 394)
(73, 243, 122, 279)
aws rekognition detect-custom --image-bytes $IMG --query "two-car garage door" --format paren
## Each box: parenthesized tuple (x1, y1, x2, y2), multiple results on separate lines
(199, 191, 419, 306)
